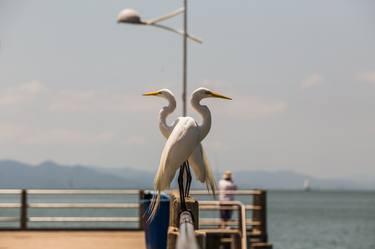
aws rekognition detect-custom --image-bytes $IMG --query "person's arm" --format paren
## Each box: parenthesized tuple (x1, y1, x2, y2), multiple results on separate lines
(229, 181, 237, 190)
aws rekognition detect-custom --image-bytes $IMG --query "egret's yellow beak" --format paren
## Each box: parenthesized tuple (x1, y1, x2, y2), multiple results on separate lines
(210, 91, 232, 100)
(142, 91, 160, 96)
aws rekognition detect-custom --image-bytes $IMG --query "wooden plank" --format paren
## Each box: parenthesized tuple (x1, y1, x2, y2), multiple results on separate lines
(1, 189, 263, 195)
(28, 203, 139, 209)
(198, 229, 241, 234)
(245, 205, 262, 210)
(251, 242, 273, 249)
(27, 189, 140, 195)
(0, 231, 146, 249)
(199, 218, 260, 226)
(199, 205, 238, 210)
(0, 203, 21, 208)
(199, 204, 262, 210)
(190, 189, 262, 195)
(201, 229, 262, 238)
(0, 217, 19, 222)
(28, 217, 139, 222)
(0, 189, 22, 194)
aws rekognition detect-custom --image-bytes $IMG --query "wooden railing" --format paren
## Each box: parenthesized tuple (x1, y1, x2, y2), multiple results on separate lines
(199, 200, 248, 249)
(0, 188, 268, 243)
(191, 189, 268, 243)
(0, 189, 142, 230)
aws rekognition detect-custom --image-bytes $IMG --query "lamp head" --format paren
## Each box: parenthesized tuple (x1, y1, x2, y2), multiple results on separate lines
(117, 9, 144, 24)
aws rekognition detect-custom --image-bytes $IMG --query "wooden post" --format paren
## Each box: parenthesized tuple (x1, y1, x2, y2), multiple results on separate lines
(20, 189, 27, 230)
(167, 192, 202, 249)
(252, 190, 267, 242)
(138, 189, 145, 230)
(169, 192, 199, 229)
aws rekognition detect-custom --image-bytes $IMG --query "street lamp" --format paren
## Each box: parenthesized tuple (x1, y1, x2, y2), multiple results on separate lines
(117, 3, 202, 116)
(117, 9, 202, 44)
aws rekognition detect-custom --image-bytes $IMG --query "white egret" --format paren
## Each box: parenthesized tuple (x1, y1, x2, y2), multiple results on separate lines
(144, 87, 231, 218)
(143, 89, 216, 194)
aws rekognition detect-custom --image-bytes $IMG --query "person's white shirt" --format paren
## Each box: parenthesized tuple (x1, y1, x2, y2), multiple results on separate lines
(218, 179, 237, 201)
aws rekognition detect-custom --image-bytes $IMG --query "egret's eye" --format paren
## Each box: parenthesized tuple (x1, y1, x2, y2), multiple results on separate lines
(204, 90, 211, 95)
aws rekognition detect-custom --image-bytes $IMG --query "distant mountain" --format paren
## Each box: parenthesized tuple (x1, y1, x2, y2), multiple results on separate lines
(0, 159, 373, 190)
(0, 160, 149, 188)
(94, 166, 154, 187)
(231, 170, 365, 190)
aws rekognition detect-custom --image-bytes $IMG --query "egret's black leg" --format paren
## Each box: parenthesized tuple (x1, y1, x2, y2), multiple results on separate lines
(178, 165, 187, 211)
(183, 162, 188, 197)
(182, 162, 188, 196)
(185, 161, 192, 197)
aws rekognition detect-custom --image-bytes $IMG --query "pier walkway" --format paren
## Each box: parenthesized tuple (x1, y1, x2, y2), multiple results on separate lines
(0, 231, 145, 249)
(0, 189, 271, 248)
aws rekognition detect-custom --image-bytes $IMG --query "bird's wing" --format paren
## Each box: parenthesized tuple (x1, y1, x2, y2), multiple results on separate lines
(154, 117, 200, 191)
(188, 143, 216, 195)
(149, 117, 200, 221)
(188, 143, 206, 183)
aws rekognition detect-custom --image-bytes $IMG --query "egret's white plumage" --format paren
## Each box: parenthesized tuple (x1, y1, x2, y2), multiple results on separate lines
(144, 89, 215, 191)
(189, 143, 214, 191)
(155, 117, 199, 191)
(143, 87, 231, 219)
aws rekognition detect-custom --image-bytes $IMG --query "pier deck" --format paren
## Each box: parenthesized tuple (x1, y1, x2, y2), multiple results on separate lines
(0, 231, 145, 249)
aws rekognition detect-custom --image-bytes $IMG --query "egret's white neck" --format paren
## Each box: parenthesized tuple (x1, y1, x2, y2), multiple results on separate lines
(159, 94, 176, 138)
(191, 94, 211, 141)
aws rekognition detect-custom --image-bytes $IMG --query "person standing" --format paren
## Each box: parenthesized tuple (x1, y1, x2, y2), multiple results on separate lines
(218, 170, 237, 228)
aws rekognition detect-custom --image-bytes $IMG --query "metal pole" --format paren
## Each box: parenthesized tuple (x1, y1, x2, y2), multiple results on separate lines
(182, 0, 187, 116)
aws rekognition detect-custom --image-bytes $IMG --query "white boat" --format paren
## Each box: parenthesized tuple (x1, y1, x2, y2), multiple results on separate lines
(303, 179, 311, 191)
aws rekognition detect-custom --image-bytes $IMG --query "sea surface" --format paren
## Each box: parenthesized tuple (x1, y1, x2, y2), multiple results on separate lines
(0, 190, 374, 249)
(267, 191, 375, 249)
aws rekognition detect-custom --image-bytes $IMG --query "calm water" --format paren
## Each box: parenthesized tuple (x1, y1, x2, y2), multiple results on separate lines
(1, 190, 374, 249)
(268, 191, 375, 249)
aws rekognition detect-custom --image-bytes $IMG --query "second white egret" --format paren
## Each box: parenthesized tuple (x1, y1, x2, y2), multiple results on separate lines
(143, 89, 216, 194)
(144, 87, 231, 218)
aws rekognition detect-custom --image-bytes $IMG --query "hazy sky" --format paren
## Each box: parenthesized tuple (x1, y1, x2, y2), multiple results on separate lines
(0, 0, 374, 179)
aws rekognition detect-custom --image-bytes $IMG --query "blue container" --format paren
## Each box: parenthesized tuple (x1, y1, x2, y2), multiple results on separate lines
(142, 192, 170, 249)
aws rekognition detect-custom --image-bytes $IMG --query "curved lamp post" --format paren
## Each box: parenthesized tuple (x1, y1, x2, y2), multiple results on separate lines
(117, 9, 202, 44)
(117, 3, 202, 116)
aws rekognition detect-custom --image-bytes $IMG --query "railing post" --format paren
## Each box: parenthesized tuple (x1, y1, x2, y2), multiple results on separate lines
(169, 193, 199, 229)
(138, 189, 145, 230)
(252, 190, 267, 242)
(167, 192, 202, 249)
(20, 189, 28, 230)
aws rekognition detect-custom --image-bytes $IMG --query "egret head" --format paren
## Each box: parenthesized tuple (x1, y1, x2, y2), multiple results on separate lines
(143, 89, 175, 99)
(192, 87, 232, 101)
